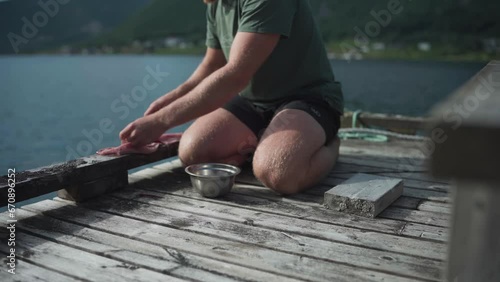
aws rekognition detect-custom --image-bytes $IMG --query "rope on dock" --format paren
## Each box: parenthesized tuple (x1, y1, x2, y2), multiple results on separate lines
(338, 110, 430, 142)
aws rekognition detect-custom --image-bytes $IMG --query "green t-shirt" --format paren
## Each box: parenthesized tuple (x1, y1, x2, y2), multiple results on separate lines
(206, 0, 344, 114)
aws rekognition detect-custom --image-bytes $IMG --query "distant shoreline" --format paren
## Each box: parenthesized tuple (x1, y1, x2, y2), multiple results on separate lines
(5, 46, 495, 63)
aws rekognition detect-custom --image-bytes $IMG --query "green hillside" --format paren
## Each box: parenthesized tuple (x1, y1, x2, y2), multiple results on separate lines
(95, 0, 207, 46)
(3, 0, 498, 59)
(0, 0, 152, 54)
(99, 0, 499, 47)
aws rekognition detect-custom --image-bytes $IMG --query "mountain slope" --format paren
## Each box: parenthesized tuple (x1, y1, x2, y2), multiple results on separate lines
(102, 0, 499, 50)
(0, 0, 152, 54)
(94, 0, 207, 46)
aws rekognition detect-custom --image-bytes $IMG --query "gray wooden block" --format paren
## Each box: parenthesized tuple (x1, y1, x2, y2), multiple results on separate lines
(324, 173, 403, 218)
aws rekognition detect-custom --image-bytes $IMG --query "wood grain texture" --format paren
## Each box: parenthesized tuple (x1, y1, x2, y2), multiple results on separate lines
(12, 208, 292, 282)
(446, 181, 500, 282)
(21, 200, 421, 282)
(0, 141, 179, 207)
(111, 189, 446, 260)
(0, 259, 81, 282)
(0, 136, 456, 281)
(0, 229, 184, 282)
(58, 170, 128, 202)
(324, 173, 404, 217)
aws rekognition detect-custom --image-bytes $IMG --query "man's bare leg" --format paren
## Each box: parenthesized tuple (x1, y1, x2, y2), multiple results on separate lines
(179, 108, 258, 166)
(253, 109, 340, 195)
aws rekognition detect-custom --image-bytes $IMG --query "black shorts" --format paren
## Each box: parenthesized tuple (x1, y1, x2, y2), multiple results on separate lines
(223, 95, 341, 145)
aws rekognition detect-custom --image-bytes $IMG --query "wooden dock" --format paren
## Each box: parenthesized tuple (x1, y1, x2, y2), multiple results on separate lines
(2, 60, 497, 282)
(1, 138, 450, 282)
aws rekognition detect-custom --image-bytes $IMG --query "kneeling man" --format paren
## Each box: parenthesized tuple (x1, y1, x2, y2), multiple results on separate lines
(120, 0, 344, 194)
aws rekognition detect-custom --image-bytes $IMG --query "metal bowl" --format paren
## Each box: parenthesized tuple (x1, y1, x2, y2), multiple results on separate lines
(185, 163, 241, 198)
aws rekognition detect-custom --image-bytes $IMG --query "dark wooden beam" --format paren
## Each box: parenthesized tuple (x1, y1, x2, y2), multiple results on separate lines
(431, 61, 500, 181)
(0, 142, 179, 207)
(430, 61, 500, 282)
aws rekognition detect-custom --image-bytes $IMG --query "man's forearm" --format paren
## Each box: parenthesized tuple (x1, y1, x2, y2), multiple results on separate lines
(160, 57, 225, 105)
(156, 66, 248, 129)
(162, 79, 198, 104)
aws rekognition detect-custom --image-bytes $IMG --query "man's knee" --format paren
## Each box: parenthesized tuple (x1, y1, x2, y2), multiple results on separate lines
(252, 154, 302, 195)
(178, 134, 209, 166)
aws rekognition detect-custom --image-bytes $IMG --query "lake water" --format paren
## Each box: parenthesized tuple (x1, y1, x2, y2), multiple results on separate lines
(0, 55, 485, 174)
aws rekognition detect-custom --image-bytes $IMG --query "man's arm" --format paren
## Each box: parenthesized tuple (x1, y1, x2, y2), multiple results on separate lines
(144, 47, 227, 116)
(157, 32, 280, 128)
(120, 32, 280, 145)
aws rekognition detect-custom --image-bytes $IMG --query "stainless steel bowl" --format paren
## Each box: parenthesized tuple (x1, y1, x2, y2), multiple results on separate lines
(185, 163, 241, 198)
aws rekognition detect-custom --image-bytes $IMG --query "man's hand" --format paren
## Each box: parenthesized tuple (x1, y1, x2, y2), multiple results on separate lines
(119, 114, 169, 146)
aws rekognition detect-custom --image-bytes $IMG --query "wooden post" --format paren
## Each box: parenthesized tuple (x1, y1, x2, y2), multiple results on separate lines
(430, 61, 500, 282)
(447, 181, 500, 282)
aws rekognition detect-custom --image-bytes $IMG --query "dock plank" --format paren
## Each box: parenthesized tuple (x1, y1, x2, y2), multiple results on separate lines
(417, 201, 452, 214)
(23, 200, 420, 282)
(131, 174, 408, 233)
(338, 155, 428, 171)
(12, 208, 267, 282)
(0, 136, 456, 281)
(0, 259, 81, 282)
(0, 230, 184, 282)
(73, 197, 444, 281)
(402, 223, 449, 243)
(331, 162, 437, 183)
(317, 178, 450, 202)
(325, 173, 450, 194)
(111, 189, 446, 260)
(380, 208, 450, 228)
(131, 173, 451, 242)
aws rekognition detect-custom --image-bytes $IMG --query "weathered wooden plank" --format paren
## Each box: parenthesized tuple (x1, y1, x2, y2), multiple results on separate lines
(321, 177, 450, 202)
(0, 230, 185, 282)
(330, 163, 447, 187)
(129, 172, 451, 238)
(12, 208, 279, 282)
(417, 201, 452, 214)
(380, 208, 450, 228)
(112, 189, 446, 260)
(403, 187, 450, 203)
(58, 170, 128, 202)
(339, 139, 428, 159)
(130, 169, 450, 246)
(338, 155, 428, 171)
(0, 258, 81, 282)
(23, 200, 420, 282)
(228, 169, 442, 209)
(68, 198, 444, 281)
(130, 168, 169, 179)
(152, 159, 184, 172)
(149, 156, 449, 196)
(0, 141, 179, 207)
(326, 171, 450, 193)
(392, 196, 421, 209)
(402, 223, 449, 243)
(324, 174, 403, 218)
